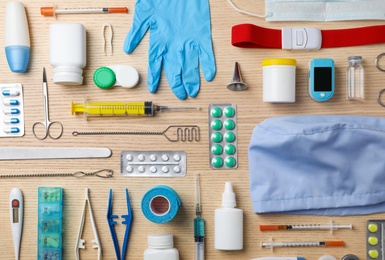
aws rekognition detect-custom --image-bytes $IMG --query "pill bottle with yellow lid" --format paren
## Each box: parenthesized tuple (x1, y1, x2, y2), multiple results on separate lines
(262, 58, 296, 103)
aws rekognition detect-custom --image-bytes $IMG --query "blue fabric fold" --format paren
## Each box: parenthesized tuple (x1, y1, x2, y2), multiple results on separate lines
(248, 115, 385, 215)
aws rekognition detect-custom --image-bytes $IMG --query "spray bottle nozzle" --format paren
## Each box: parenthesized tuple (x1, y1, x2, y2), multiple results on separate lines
(222, 182, 236, 208)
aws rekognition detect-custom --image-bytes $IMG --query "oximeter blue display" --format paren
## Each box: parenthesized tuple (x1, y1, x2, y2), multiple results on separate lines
(309, 58, 335, 102)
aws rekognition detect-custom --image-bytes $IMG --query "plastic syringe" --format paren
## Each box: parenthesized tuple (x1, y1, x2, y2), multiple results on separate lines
(260, 223, 352, 231)
(260, 240, 345, 249)
(41, 6, 128, 16)
(71, 101, 200, 118)
(194, 174, 205, 260)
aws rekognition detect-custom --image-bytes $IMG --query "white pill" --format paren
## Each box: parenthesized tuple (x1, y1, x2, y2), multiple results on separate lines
(161, 154, 169, 161)
(126, 166, 134, 173)
(138, 166, 145, 173)
(150, 154, 157, 161)
(162, 166, 169, 173)
(150, 166, 157, 173)
(138, 154, 145, 161)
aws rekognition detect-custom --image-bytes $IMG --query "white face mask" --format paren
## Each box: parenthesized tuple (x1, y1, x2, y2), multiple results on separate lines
(227, 0, 385, 21)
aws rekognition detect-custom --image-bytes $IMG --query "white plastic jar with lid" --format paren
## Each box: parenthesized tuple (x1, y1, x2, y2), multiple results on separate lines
(262, 58, 297, 103)
(144, 234, 179, 260)
(50, 23, 86, 85)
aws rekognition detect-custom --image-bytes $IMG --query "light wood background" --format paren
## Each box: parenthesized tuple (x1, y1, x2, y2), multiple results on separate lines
(0, 0, 384, 259)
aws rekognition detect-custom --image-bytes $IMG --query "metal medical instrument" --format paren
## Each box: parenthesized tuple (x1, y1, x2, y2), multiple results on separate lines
(375, 53, 385, 72)
(32, 68, 64, 140)
(73, 125, 200, 142)
(260, 221, 352, 232)
(41, 6, 128, 16)
(10, 188, 23, 260)
(227, 62, 248, 91)
(0, 147, 112, 160)
(377, 88, 385, 107)
(194, 173, 205, 260)
(71, 100, 200, 119)
(107, 189, 133, 260)
(75, 188, 101, 260)
(0, 169, 113, 178)
(260, 238, 345, 250)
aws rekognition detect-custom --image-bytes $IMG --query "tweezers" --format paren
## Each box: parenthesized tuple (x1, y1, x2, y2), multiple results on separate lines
(75, 188, 102, 260)
(107, 188, 133, 260)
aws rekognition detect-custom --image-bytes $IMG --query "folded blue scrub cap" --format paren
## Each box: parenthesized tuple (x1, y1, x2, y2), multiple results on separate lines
(248, 115, 385, 216)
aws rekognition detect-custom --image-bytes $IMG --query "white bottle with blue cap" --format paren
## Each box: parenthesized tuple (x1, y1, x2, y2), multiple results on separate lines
(5, 1, 30, 73)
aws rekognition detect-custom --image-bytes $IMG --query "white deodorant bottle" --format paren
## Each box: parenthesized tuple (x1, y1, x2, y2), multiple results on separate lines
(214, 182, 243, 250)
(50, 23, 86, 85)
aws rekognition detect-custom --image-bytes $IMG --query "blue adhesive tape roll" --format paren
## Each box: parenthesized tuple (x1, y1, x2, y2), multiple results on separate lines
(141, 185, 181, 224)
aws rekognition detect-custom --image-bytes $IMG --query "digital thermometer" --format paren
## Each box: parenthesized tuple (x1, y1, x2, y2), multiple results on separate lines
(309, 58, 335, 102)
(10, 188, 23, 260)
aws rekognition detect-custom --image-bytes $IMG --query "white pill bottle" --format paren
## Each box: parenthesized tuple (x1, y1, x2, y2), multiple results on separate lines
(50, 23, 86, 85)
(144, 234, 179, 260)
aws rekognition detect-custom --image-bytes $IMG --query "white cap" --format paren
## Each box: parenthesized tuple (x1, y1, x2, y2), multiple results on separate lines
(222, 182, 236, 208)
(148, 234, 174, 249)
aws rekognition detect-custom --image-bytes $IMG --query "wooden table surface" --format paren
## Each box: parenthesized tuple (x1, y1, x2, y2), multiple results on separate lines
(0, 0, 384, 259)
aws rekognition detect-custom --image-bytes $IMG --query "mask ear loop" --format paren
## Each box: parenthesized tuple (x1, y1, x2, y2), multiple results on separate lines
(226, 0, 271, 18)
(102, 23, 113, 56)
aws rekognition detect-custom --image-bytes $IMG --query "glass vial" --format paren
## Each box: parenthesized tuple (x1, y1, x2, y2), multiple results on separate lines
(346, 56, 364, 100)
(144, 234, 179, 260)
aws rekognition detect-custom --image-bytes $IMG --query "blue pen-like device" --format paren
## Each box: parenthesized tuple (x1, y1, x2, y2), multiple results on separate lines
(194, 174, 205, 260)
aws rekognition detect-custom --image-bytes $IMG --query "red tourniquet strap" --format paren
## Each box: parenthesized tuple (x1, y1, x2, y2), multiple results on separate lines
(232, 23, 385, 49)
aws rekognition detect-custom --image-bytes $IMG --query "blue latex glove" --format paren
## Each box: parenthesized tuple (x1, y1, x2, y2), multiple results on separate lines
(124, 0, 216, 100)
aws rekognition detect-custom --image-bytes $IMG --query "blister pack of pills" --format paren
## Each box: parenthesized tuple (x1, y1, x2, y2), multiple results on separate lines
(121, 151, 186, 177)
(37, 187, 63, 260)
(0, 83, 24, 137)
(366, 220, 385, 260)
(209, 103, 238, 169)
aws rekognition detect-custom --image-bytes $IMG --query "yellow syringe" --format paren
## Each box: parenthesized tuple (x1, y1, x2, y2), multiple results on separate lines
(71, 100, 200, 119)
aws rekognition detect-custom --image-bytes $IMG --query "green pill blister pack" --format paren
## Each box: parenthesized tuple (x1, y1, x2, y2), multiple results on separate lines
(209, 103, 238, 169)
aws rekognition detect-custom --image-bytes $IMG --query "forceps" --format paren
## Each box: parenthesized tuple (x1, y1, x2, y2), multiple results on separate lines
(32, 68, 63, 140)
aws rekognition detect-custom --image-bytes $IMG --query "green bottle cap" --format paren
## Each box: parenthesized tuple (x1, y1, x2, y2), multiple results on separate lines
(225, 157, 236, 168)
(211, 144, 223, 155)
(224, 132, 236, 142)
(212, 157, 223, 168)
(225, 144, 236, 155)
(224, 106, 235, 117)
(211, 107, 222, 118)
(93, 67, 116, 89)
(224, 119, 236, 130)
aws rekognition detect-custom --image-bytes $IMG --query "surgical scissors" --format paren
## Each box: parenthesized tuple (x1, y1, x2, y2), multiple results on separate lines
(32, 68, 63, 140)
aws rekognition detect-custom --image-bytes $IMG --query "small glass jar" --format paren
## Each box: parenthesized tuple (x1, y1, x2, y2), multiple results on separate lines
(346, 56, 364, 100)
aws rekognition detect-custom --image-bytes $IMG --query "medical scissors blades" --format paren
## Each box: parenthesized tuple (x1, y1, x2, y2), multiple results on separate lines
(107, 188, 133, 260)
(32, 67, 63, 140)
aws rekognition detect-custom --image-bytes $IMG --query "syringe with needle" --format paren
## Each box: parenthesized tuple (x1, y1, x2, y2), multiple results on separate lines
(194, 174, 205, 260)
(260, 223, 352, 231)
(71, 100, 200, 119)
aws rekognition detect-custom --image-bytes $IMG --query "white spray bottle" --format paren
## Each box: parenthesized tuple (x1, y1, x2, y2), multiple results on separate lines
(214, 182, 243, 250)
(5, 1, 30, 73)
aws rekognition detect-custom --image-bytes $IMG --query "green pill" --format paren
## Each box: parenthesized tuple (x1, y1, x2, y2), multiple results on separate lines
(211, 119, 223, 130)
(368, 223, 378, 233)
(211, 144, 223, 155)
(225, 144, 236, 155)
(224, 119, 235, 130)
(211, 107, 222, 118)
(212, 157, 224, 168)
(369, 250, 379, 259)
(211, 132, 223, 143)
(225, 157, 236, 168)
(224, 106, 235, 117)
(368, 236, 378, 246)
(224, 132, 236, 142)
